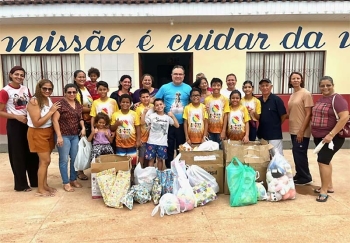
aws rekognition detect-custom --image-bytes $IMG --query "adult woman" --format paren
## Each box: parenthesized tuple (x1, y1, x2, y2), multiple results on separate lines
(192, 77, 212, 103)
(132, 74, 158, 108)
(311, 76, 349, 202)
(110, 75, 133, 109)
(287, 72, 314, 185)
(0, 66, 39, 192)
(27, 79, 60, 197)
(73, 70, 92, 180)
(52, 84, 86, 192)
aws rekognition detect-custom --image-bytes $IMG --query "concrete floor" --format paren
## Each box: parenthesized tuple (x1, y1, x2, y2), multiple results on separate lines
(1, 150, 350, 243)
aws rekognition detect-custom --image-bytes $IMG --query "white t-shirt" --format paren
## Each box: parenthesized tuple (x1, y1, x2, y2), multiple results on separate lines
(221, 88, 245, 100)
(0, 84, 30, 116)
(27, 97, 53, 128)
(145, 113, 174, 146)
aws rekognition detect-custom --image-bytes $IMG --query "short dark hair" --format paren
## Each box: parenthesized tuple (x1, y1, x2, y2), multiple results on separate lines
(226, 73, 237, 81)
(139, 89, 150, 97)
(64, 83, 78, 92)
(288, 72, 304, 88)
(154, 98, 164, 105)
(97, 81, 108, 89)
(190, 87, 202, 96)
(172, 65, 185, 74)
(210, 78, 223, 86)
(95, 112, 110, 126)
(119, 93, 132, 104)
(88, 67, 100, 78)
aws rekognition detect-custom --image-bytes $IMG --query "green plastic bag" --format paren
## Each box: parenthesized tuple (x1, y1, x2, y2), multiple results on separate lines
(226, 157, 257, 207)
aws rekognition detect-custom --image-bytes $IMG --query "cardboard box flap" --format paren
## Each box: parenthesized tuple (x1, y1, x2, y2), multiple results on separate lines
(91, 161, 130, 173)
(96, 155, 131, 163)
(180, 150, 223, 166)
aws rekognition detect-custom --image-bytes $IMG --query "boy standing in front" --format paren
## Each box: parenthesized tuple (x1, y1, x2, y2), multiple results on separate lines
(141, 98, 179, 170)
(135, 89, 154, 167)
(204, 78, 230, 147)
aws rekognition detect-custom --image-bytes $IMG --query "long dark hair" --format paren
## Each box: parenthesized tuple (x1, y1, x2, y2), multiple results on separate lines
(242, 80, 255, 97)
(288, 72, 304, 88)
(192, 77, 208, 90)
(118, 75, 132, 91)
(73, 70, 85, 105)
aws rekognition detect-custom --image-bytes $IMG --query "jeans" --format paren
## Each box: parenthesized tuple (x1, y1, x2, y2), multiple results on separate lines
(56, 135, 79, 184)
(209, 132, 222, 149)
(291, 135, 312, 181)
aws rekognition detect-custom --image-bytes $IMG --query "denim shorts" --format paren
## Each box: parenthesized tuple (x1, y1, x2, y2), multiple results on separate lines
(145, 143, 167, 160)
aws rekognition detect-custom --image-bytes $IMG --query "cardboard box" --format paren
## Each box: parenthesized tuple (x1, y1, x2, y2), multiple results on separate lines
(223, 140, 273, 194)
(91, 155, 131, 199)
(180, 150, 224, 194)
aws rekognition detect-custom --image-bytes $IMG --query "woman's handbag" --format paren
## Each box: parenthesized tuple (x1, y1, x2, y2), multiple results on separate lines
(332, 94, 350, 138)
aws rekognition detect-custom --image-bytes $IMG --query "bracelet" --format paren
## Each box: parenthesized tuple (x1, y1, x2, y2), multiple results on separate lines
(329, 131, 334, 137)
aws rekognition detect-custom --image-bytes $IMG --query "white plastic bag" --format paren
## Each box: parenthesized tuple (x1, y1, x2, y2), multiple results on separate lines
(176, 177, 197, 212)
(151, 193, 181, 217)
(196, 140, 219, 151)
(74, 136, 92, 171)
(186, 165, 219, 193)
(134, 163, 157, 192)
(171, 153, 186, 195)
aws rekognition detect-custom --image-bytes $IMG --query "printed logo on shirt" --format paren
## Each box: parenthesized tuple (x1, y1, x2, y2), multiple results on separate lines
(170, 92, 183, 114)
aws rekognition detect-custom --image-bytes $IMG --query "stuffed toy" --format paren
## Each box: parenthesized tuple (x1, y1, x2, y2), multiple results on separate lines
(267, 191, 282, 201)
(282, 188, 296, 200)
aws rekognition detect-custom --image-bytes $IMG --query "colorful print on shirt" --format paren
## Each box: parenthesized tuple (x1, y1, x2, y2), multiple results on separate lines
(136, 103, 154, 143)
(227, 105, 250, 141)
(111, 110, 140, 148)
(183, 103, 208, 144)
(204, 95, 230, 133)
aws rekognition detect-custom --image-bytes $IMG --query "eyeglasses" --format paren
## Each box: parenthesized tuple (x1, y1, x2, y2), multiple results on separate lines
(191, 94, 200, 97)
(319, 84, 332, 88)
(41, 87, 53, 92)
(66, 91, 77, 95)
(172, 73, 184, 76)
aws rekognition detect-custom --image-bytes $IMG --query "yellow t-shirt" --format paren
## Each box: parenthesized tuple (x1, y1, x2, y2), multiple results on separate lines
(227, 105, 250, 141)
(111, 110, 140, 148)
(204, 94, 230, 133)
(136, 103, 154, 143)
(183, 103, 208, 144)
(241, 96, 261, 121)
(90, 98, 119, 119)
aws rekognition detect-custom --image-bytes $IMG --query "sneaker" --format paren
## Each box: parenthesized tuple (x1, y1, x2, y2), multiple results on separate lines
(293, 175, 299, 182)
(294, 179, 313, 186)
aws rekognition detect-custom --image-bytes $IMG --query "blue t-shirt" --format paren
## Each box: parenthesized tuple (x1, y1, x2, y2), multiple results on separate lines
(155, 82, 191, 124)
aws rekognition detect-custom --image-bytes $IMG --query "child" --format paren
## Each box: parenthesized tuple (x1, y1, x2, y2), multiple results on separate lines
(241, 80, 261, 141)
(90, 81, 119, 125)
(135, 89, 154, 167)
(110, 94, 140, 166)
(223, 90, 250, 143)
(204, 78, 230, 146)
(87, 112, 115, 161)
(141, 98, 179, 170)
(85, 67, 100, 100)
(183, 87, 208, 145)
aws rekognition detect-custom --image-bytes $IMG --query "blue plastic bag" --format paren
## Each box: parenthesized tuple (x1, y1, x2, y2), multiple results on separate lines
(226, 157, 257, 207)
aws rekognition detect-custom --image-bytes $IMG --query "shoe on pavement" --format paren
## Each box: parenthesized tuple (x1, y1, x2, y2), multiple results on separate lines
(295, 179, 313, 186)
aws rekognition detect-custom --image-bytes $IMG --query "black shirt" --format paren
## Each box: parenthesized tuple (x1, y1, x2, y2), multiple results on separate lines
(258, 93, 287, 140)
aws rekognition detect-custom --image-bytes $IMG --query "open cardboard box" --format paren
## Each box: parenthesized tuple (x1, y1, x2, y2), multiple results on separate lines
(222, 140, 273, 194)
(91, 155, 131, 199)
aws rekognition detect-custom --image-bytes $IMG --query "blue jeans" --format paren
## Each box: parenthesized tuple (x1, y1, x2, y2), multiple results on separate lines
(56, 135, 79, 184)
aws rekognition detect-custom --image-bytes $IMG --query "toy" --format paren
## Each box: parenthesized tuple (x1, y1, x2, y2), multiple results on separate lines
(267, 191, 282, 201)
(282, 188, 296, 200)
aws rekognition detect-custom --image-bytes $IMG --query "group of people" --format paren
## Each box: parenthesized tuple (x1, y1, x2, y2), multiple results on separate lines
(0, 65, 348, 203)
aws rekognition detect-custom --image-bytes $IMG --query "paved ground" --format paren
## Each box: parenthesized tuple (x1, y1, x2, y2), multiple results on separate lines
(1, 150, 350, 243)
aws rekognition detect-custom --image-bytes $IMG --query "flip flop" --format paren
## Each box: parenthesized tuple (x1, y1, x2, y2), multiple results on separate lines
(23, 188, 32, 192)
(63, 185, 75, 192)
(314, 188, 334, 194)
(70, 181, 82, 188)
(77, 173, 88, 180)
(316, 194, 329, 202)
(35, 192, 55, 197)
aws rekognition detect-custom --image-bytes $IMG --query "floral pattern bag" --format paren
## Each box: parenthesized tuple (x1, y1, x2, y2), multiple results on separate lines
(96, 168, 117, 205)
(157, 169, 174, 195)
(106, 170, 131, 208)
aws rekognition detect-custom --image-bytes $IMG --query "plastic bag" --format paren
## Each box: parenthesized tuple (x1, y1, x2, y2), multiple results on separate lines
(186, 165, 219, 193)
(74, 136, 92, 171)
(226, 157, 257, 207)
(196, 140, 219, 151)
(192, 182, 217, 206)
(151, 177, 162, 205)
(151, 193, 181, 217)
(171, 154, 186, 195)
(256, 182, 267, 201)
(121, 184, 151, 210)
(176, 177, 196, 212)
(134, 163, 157, 192)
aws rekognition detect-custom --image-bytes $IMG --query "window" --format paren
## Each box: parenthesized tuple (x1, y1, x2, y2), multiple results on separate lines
(246, 51, 325, 94)
(1, 54, 80, 96)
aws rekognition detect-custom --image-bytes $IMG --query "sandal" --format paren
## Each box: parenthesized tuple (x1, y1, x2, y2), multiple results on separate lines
(70, 181, 82, 188)
(314, 188, 334, 194)
(63, 184, 75, 192)
(35, 192, 55, 197)
(77, 173, 88, 180)
(23, 188, 32, 192)
(316, 194, 329, 202)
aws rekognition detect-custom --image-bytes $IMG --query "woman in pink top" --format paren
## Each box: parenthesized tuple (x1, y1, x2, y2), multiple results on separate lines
(0, 66, 39, 192)
(288, 72, 314, 186)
